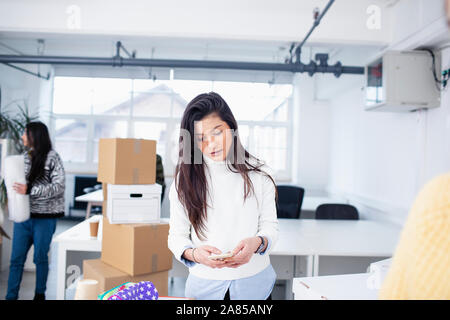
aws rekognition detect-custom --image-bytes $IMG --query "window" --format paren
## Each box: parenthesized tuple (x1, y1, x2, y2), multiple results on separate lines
(252, 126, 288, 173)
(133, 121, 167, 156)
(212, 81, 291, 122)
(51, 76, 293, 179)
(92, 120, 128, 163)
(54, 119, 88, 163)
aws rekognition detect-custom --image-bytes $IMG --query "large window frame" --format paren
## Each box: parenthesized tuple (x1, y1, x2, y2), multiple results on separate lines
(49, 77, 293, 181)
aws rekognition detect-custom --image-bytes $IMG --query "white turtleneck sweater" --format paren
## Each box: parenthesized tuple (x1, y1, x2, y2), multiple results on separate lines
(168, 155, 279, 280)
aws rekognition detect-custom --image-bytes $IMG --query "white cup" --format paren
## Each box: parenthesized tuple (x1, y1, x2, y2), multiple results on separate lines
(89, 215, 102, 238)
(74, 279, 100, 300)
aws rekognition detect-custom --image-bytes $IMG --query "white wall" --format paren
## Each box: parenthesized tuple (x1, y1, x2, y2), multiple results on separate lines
(291, 73, 331, 194)
(389, 0, 448, 50)
(326, 2, 450, 227)
(327, 75, 428, 225)
(423, 48, 450, 180)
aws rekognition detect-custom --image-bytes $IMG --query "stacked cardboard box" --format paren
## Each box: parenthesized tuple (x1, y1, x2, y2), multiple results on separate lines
(97, 138, 157, 185)
(83, 259, 169, 296)
(83, 138, 172, 297)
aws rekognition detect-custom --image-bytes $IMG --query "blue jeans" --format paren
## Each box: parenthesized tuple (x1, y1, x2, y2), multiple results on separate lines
(5, 218, 57, 300)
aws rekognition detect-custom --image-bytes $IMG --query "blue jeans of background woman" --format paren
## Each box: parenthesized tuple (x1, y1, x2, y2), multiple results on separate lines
(5, 218, 57, 300)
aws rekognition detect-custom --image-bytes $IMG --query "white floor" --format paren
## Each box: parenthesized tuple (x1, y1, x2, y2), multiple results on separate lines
(0, 216, 286, 300)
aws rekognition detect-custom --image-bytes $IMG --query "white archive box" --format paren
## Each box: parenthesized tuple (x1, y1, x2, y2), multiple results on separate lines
(106, 184, 162, 224)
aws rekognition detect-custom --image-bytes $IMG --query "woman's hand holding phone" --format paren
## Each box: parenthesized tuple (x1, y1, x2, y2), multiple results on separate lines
(225, 237, 262, 268)
(191, 245, 230, 269)
(186, 237, 264, 269)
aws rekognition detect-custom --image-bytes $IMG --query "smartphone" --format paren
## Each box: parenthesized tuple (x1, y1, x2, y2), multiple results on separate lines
(208, 252, 233, 260)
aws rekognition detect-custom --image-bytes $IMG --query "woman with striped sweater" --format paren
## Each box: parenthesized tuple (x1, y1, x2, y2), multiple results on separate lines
(5, 121, 65, 300)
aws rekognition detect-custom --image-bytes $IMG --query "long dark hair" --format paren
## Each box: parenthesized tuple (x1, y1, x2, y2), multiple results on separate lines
(174, 92, 277, 240)
(25, 121, 52, 186)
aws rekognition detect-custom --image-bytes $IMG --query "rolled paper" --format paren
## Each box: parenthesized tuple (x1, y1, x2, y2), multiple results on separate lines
(74, 279, 100, 300)
(4, 155, 30, 223)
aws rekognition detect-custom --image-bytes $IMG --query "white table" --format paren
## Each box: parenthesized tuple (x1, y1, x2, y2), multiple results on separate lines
(75, 189, 103, 219)
(54, 215, 103, 300)
(53, 218, 400, 300)
(275, 219, 400, 276)
(292, 273, 379, 300)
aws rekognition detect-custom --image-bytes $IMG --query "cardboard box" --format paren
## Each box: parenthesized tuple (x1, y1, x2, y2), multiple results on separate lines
(98, 138, 157, 185)
(101, 217, 172, 276)
(102, 183, 108, 201)
(83, 259, 168, 296)
(102, 183, 107, 217)
(106, 184, 161, 224)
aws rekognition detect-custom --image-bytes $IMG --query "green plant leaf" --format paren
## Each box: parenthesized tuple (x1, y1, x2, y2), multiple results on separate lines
(0, 99, 39, 154)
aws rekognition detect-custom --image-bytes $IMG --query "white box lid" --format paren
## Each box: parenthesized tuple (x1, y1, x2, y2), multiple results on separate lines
(107, 183, 162, 194)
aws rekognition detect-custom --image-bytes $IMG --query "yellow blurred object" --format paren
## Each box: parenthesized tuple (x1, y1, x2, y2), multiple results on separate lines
(379, 173, 450, 299)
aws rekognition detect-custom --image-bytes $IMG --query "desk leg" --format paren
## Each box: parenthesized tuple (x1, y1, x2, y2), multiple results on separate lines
(285, 279, 293, 300)
(313, 254, 319, 277)
(56, 243, 67, 300)
(306, 255, 314, 277)
(85, 202, 92, 220)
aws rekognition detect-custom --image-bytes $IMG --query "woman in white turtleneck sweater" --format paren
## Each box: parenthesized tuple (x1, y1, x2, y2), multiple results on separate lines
(168, 92, 279, 300)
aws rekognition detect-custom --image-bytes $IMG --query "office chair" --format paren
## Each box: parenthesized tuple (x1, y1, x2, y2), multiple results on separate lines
(315, 203, 359, 220)
(275, 185, 305, 219)
(67, 176, 99, 220)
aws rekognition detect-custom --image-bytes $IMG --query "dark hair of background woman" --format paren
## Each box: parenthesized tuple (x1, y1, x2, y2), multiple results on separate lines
(174, 92, 278, 240)
(25, 121, 52, 186)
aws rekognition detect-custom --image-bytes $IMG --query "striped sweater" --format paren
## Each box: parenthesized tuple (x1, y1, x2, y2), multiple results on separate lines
(378, 172, 450, 299)
(24, 149, 66, 218)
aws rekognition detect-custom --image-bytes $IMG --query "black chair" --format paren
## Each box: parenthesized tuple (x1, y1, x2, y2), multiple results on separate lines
(315, 204, 359, 220)
(67, 176, 101, 220)
(275, 185, 305, 219)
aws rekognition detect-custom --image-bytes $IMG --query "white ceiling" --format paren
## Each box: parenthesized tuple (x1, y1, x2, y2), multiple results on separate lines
(0, 0, 393, 65)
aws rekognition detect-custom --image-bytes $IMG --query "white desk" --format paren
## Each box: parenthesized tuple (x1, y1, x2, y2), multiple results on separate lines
(275, 219, 400, 277)
(293, 273, 379, 300)
(54, 215, 103, 300)
(75, 189, 103, 219)
(53, 218, 400, 300)
(276, 219, 399, 256)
